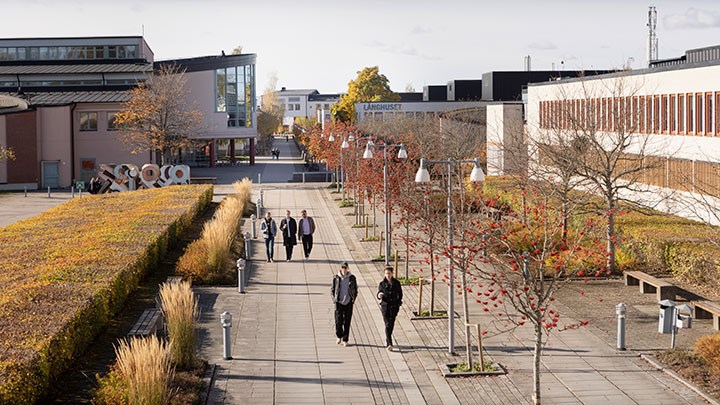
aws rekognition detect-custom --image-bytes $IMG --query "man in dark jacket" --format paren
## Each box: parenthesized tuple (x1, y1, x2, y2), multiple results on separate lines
(279, 210, 297, 261)
(377, 266, 403, 351)
(331, 261, 358, 346)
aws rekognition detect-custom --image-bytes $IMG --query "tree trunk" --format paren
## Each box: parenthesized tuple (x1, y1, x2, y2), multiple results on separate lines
(606, 207, 616, 274)
(533, 321, 543, 405)
(561, 199, 569, 243)
(405, 220, 410, 280)
(429, 254, 435, 315)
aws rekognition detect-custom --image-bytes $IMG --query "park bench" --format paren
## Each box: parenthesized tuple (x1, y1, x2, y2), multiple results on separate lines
(624, 270, 677, 301)
(166, 275, 183, 284)
(691, 300, 720, 331)
(127, 309, 163, 338)
(190, 176, 217, 184)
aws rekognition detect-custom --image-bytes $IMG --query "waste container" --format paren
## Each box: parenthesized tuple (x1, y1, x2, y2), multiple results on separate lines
(658, 299, 676, 334)
(675, 304, 694, 329)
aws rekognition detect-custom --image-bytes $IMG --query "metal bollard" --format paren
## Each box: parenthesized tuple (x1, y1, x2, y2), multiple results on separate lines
(221, 312, 233, 360)
(251, 214, 257, 239)
(79, 189, 82, 197)
(258, 173, 262, 185)
(47, 186, 51, 198)
(256, 198, 263, 216)
(237, 258, 246, 293)
(302, 172, 306, 183)
(244, 231, 251, 260)
(260, 189, 264, 207)
(71, 186, 75, 198)
(616, 303, 626, 350)
(24, 186, 27, 197)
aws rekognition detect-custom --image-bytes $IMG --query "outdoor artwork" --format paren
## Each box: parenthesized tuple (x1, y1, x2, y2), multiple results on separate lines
(90, 163, 191, 193)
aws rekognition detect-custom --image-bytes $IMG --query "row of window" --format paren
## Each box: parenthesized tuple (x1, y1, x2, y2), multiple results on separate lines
(538, 91, 720, 136)
(287, 103, 301, 111)
(362, 111, 436, 120)
(0, 45, 139, 62)
(215, 65, 255, 127)
(0, 78, 142, 88)
(79, 112, 120, 131)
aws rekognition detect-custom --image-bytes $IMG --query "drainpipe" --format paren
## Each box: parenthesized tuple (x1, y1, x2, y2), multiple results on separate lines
(70, 103, 77, 188)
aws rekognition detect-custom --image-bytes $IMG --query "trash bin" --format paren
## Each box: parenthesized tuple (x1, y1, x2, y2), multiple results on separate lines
(675, 304, 694, 329)
(658, 299, 676, 334)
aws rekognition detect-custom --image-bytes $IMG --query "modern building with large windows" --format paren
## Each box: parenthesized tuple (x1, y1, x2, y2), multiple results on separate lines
(0, 36, 257, 189)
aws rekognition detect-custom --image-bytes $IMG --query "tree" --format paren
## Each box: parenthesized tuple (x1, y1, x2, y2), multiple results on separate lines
(116, 64, 203, 165)
(231, 45, 243, 55)
(332, 66, 400, 122)
(256, 72, 284, 154)
(0, 147, 14, 162)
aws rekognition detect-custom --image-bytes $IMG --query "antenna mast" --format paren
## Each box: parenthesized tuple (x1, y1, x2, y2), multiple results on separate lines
(647, 6, 658, 65)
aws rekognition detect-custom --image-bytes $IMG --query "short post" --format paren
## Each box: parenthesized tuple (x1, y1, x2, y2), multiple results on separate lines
(256, 198, 263, 216)
(47, 186, 51, 198)
(221, 312, 233, 360)
(302, 172, 306, 183)
(616, 303, 626, 351)
(24, 187, 27, 197)
(244, 232, 251, 260)
(79, 189, 82, 197)
(237, 258, 246, 293)
(258, 173, 262, 185)
(260, 189, 264, 207)
(251, 214, 257, 239)
(475, 324, 484, 367)
(71, 186, 75, 198)
(417, 276, 424, 316)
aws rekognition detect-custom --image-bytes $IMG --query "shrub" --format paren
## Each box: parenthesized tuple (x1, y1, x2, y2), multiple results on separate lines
(115, 336, 173, 405)
(176, 239, 210, 280)
(159, 281, 198, 369)
(0, 185, 211, 403)
(694, 333, 720, 374)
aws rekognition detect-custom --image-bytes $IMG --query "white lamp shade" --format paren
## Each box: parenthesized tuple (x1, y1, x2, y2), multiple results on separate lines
(341, 139, 349, 148)
(363, 145, 373, 159)
(470, 165, 485, 182)
(328, 134, 335, 142)
(397, 145, 408, 159)
(368, 139, 375, 146)
(348, 135, 355, 142)
(415, 167, 430, 183)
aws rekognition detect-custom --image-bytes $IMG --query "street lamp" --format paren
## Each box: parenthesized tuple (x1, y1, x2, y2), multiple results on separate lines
(415, 157, 485, 354)
(364, 141, 408, 265)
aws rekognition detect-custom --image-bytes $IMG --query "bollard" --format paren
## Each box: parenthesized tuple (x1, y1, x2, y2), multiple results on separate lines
(79, 189, 82, 197)
(251, 214, 257, 239)
(260, 189, 264, 207)
(24, 186, 27, 197)
(616, 303, 626, 350)
(302, 172, 306, 184)
(47, 186, 51, 198)
(71, 186, 75, 198)
(237, 258, 246, 293)
(258, 173, 262, 185)
(221, 312, 233, 360)
(244, 231, 251, 260)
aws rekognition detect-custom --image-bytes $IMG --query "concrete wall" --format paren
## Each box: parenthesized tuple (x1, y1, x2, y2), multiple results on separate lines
(486, 104, 525, 176)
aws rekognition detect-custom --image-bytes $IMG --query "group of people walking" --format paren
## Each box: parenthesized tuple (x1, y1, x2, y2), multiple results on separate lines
(260, 210, 315, 262)
(260, 209, 403, 351)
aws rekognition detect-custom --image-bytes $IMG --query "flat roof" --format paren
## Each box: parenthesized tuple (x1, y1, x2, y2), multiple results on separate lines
(155, 53, 257, 73)
(0, 63, 152, 75)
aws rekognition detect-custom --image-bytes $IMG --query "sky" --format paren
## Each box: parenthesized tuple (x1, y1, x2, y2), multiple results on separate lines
(3, 0, 720, 94)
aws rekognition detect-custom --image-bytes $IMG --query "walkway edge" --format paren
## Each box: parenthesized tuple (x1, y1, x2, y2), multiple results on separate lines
(640, 353, 719, 405)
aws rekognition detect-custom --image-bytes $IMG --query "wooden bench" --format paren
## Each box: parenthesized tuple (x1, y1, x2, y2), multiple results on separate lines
(128, 309, 163, 337)
(692, 300, 720, 331)
(624, 271, 677, 301)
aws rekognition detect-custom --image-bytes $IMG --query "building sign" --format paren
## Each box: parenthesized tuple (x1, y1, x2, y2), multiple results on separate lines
(362, 103, 403, 111)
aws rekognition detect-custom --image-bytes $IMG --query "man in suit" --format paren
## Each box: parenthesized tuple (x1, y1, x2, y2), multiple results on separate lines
(279, 210, 298, 261)
(297, 209, 316, 259)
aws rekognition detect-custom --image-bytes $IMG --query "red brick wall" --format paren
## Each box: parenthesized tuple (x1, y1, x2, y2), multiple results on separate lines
(5, 111, 38, 184)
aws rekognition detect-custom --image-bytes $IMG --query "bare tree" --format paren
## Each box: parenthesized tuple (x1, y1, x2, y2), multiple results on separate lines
(116, 64, 203, 165)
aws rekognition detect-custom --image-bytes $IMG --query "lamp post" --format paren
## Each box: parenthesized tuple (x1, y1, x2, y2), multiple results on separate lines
(415, 157, 485, 354)
(364, 141, 408, 265)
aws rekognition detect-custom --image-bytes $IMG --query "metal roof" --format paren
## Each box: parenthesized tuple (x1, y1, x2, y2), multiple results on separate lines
(308, 93, 342, 101)
(0, 95, 28, 113)
(278, 89, 319, 96)
(0, 63, 152, 75)
(0, 91, 131, 105)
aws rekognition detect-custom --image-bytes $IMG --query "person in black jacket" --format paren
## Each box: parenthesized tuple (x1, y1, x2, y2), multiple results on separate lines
(279, 210, 297, 261)
(377, 266, 403, 351)
(331, 261, 358, 347)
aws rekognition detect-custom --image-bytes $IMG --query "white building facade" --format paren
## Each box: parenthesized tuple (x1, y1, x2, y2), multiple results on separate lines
(355, 101, 487, 122)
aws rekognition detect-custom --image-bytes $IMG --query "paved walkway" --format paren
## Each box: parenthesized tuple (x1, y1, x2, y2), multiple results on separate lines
(194, 138, 710, 404)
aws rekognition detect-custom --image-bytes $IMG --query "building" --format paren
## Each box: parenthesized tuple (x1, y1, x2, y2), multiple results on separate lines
(482, 70, 614, 102)
(355, 100, 488, 123)
(275, 88, 343, 128)
(447, 79, 483, 101)
(423, 85, 447, 101)
(525, 44, 720, 223)
(0, 36, 257, 189)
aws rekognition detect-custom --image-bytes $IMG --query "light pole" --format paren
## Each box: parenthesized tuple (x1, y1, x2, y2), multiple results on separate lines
(364, 141, 408, 265)
(415, 157, 485, 354)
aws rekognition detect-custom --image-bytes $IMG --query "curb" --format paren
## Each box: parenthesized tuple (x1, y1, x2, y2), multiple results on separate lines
(640, 353, 719, 405)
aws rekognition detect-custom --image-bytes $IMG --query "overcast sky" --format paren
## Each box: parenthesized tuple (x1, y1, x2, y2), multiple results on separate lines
(4, 0, 720, 93)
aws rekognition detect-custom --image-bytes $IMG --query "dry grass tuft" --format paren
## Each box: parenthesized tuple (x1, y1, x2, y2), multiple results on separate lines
(114, 335, 173, 405)
(159, 280, 198, 370)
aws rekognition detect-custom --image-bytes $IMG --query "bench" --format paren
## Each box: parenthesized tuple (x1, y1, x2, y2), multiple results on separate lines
(190, 176, 217, 184)
(692, 300, 720, 331)
(624, 271, 677, 301)
(166, 275, 183, 285)
(128, 309, 163, 337)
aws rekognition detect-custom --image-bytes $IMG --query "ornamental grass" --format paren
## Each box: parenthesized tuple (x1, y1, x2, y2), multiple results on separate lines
(114, 336, 173, 405)
(0, 185, 212, 403)
(159, 280, 198, 369)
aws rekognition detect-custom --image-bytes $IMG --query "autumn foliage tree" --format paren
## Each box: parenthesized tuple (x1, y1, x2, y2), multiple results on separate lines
(116, 64, 203, 165)
(332, 66, 400, 122)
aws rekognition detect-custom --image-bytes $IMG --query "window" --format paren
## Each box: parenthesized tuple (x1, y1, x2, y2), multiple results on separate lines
(79, 112, 97, 131)
(661, 95, 668, 133)
(705, 93, 713, 136)
(638, 96, 646, 133)
(696, 93, 704, 134)
(687, 94, 694, 134)
(295, 104, 301, 110)
(646, 96, 653, 133)
(107, 112, 120, 130)
(716, 93, 720, 136)
(287, 104, 294, 111)
(678, 94, 685, 134)
(670, 94, 676, 134)
(653, 96, 660, 134)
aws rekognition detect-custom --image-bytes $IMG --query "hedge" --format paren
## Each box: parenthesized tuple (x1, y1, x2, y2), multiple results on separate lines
(0, 185, 213, 403)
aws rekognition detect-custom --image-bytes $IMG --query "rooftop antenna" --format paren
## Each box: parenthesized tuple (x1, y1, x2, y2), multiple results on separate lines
(647, 6, 658, 65)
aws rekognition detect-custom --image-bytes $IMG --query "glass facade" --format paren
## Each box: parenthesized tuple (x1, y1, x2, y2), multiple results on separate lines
(0, 45, 139, 61)
(215, 64, 255, 127)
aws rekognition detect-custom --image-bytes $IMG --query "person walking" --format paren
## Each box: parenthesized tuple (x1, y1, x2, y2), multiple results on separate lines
(377, 266, 403, 351)
(260, 211, 277, 262)
(279, 210, 298, 261)
(297, 209, 316, 259)
(331, 261, 358, 347)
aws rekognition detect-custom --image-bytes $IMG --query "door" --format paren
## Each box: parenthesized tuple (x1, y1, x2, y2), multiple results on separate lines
(42, 161, 60, 188)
